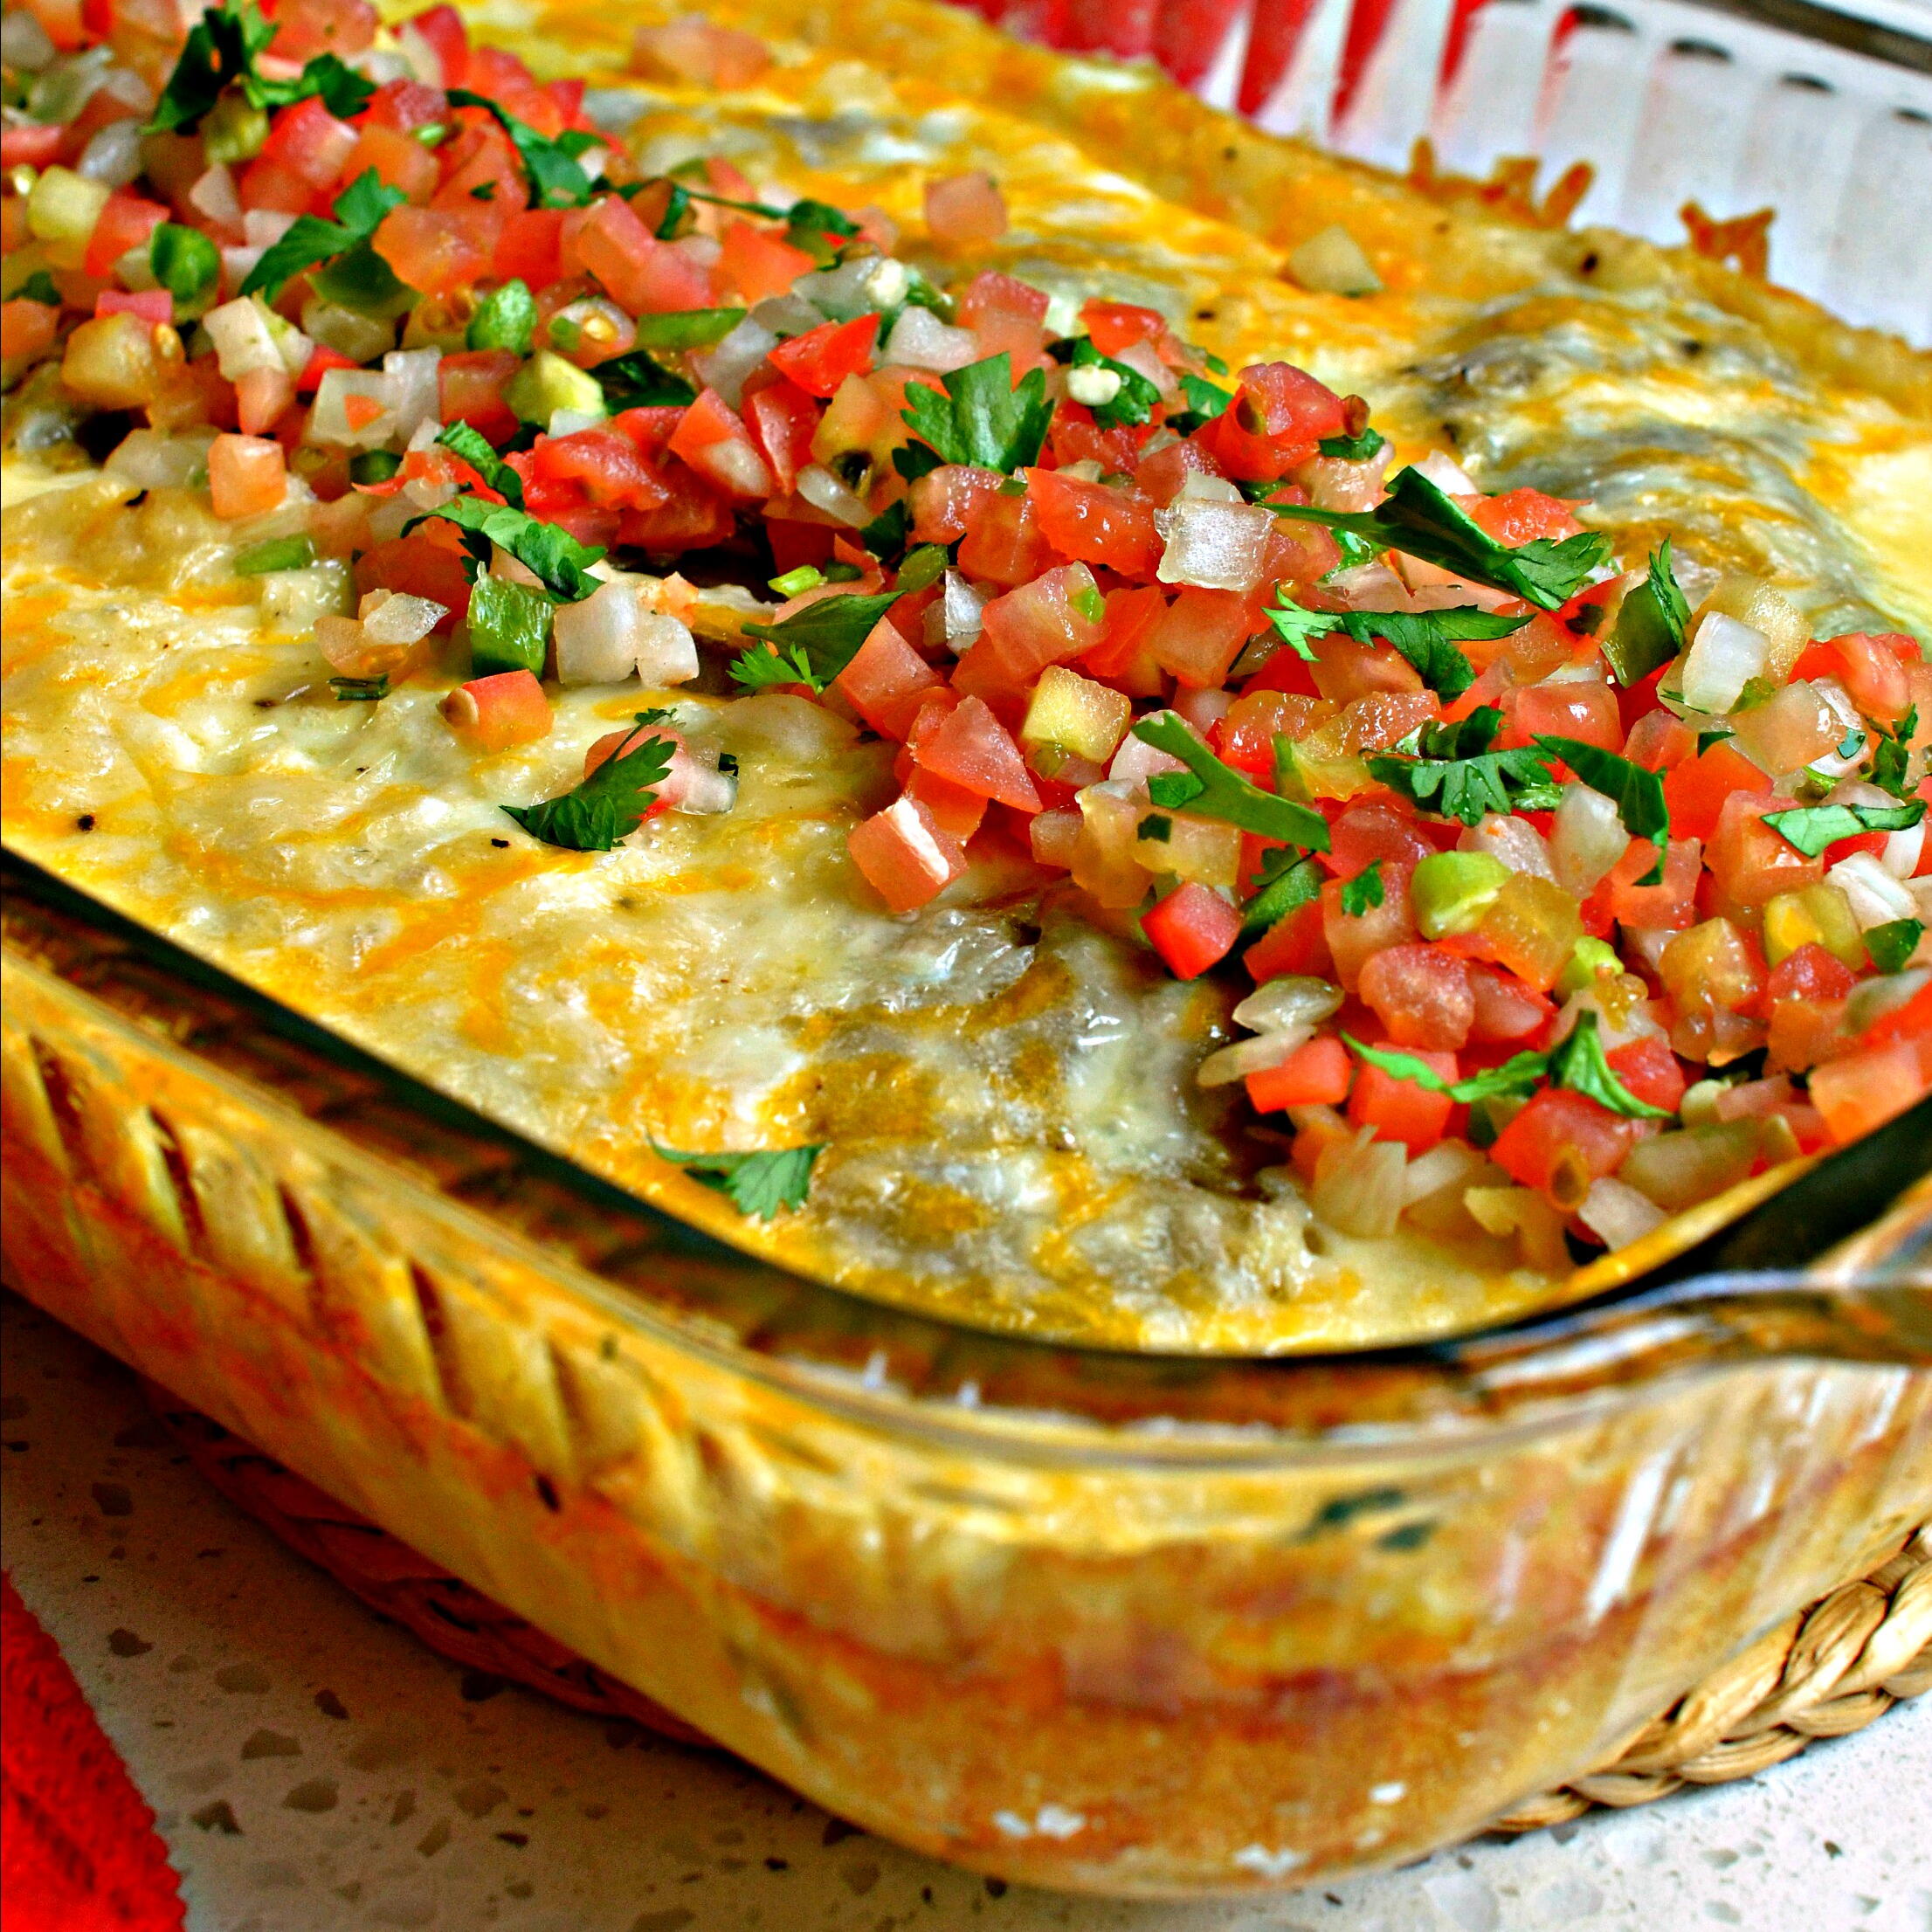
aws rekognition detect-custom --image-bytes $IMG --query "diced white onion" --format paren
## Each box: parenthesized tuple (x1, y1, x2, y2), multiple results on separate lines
(1111, 338, 1176, 399)
(1197, 1026, 1310, 1088)
(1459, 812, 1556, 881)
(795, 461, 873, 528)
(1410, 450, 1478, 495)
(634, 610, 700, 686)
(554, 580, 646, 686)
(1827, 851, 1918, 929)
(105, 426, 217, 489)
(1232, 976, 1344, 1035)
(382, 347, 440, 445)
(1680, 611, 1770, 714)
(881, 305, 978, 372)
(1550, 781, 1632, 897)
(1, 10, 57, 69)
(188, 163, 243, 234)
(1065, 363, 1121, 408)
(925, 569, 989, 653)
(794, 254, 907, 321)
(309, 368, 393, 447)
(313, 614, 370, 672)
(749, 293, 825, 336)
(1401, 1139, 1486, 1208)
(358, 589, 445, 646)
(548, 407, 606, 438)
(1176, 470, 1244, 504)
(1173, 684, 1232, 733)
(1284, 223, 1383, 297)
(1577, 1176, 1667, 1252)
(77, 118, 144, 189)
(1311, 1128, 1407, 1239)
(659, 745, 736, 815)
(204, 295, 304, 380)
(258, 561, 353, 631)
(242, 209, 296, 248)
(690, 316, 778, 407)
(1155, 495, 1274, 593)
(1882, 823, 1924, 880)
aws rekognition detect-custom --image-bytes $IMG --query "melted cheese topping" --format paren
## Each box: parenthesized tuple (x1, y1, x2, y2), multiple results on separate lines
(5, 0, 1928, 1350)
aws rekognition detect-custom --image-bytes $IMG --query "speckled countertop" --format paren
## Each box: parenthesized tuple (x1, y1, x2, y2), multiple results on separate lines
(3, 1288, 1928, 1932)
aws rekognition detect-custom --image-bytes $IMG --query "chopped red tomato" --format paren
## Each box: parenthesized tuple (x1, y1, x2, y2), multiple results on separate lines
(767, 314, 879, 398)
(1490, 1088, 1635, 1199)
(848, 795, 969, 912)
(1347, 1044, 1455, 1150)
(1142, 882, 1242, 980)
(1246, 1036, 1352, 1112)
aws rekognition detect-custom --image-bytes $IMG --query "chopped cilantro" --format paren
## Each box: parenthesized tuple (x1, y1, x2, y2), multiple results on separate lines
(1066, 335, 1162, 431)
(409, 498, 606, 602)
(1340, 606, 1527, 700)
(1344, 1037, 1549, 1105)
(1696, 726, 1735, 756)
(900, 354, 1054, 474)
(1532, 736, 1669, 881)
(15, 270, 60, 307)
(502, 717, 674, 850)
(1870, 706, 1919, 799)
(1137, 813, 1174, 842)
(1603, 541, 1690, 686)
(239, 169, 407, 303)
(1316, 427, 1386, 463)
(859, 498, 911, 561)
(1865, 918, 1925, 975)
(1264, 597, 1337, 664)
(466, 279, 537, 355)
(233, 535, 316, 576)
(1167, 372, 1232, 431)
(1366, 721, 1560, 827)
(1270, 466, 1611, 611)
(446, 89, 603, 209)
(1545, 1011, 1674, 1119)
(434, 421, 526, 507)
(250, 51, 376, 118)
(1240, 850, 1323, 940)
(1835, 723, 1866, 761)
(1762, 798, 1925, 857)
(1132, 714, 1331, 851)
(735, 590, 903, 691)
(146, 0, 276, 134)
(593, 348, 697, 411)
(651, 1142, 823, 1219)
(1339, 860, 1384, 917)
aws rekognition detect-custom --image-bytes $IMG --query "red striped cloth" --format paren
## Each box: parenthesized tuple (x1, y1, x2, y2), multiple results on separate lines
(1, 1572, 186, 1932)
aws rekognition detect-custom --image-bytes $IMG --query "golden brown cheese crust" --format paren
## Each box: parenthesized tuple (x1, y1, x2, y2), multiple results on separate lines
(4, 0, 1929, 1350)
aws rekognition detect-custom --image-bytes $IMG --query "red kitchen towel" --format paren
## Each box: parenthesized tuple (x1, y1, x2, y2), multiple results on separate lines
(1, 1571, 186, 1932)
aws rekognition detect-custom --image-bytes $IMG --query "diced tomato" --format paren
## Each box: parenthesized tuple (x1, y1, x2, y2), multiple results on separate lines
(767, 314, 879, 398)
(1306, 631, 1423, 705)
(442, 669, 550, 750)
(1076, 583, 1167, 698)
(1490, 1087, 1636, 1200)
(1080, 299, 1165, 357)
(955, 564, 1107, 701)
(1800, 632, 1917, 724)
(460, 46, 558, 132)
(666, 388, 774, 501)
(717, 217, 817, 307)
(1347, 1043, 1455, 1151)
(1200, 361, 1348, 480)
(1142, 881, 1241, 980)
(1, 300, 59, 362)
(1, 124, 66, 169)
(905, 766, 989, 843)
(1321, 864, 1418, 991)
(1467, 965, 1553, 1044)
(259, 93, 360, 190)
(1597, 836, 1701, 932)
(1244, 896, 1331, 983)
(1025, 467, 1163, 579)
(1463, 487, 1583, 546)
(563, 196, 710, 314)
(1766, 942, 1859, 1006)
(406, 3, 471, 86)
(268, 0, 377, 61)
(1708, 791, 1824, 907)
(1359, 942, 1474, 1051)
(81, 190, 168, 280)
(492, 208, 564, 288)
(1135, 433, 1223, 508)
(956, 486, 1057, 588)
(1259, 516, 1342, 592)
(908, 463, 1003, 544)
(1047, 406, 1153, 478)
(1508, 680, 1622, 755)
(1146, 585, 1252, 689)
(1245, 1035, 1352, 1112)
(1663, 738, 1771, 842)
(339, 121, 440, 203)
(206, 433, 286, 519)
(1809, 1041, 1929, 1145)
(354, 533, 473, 623)
(234, 155, 314, 216)
(437, 348, 520, 440)
(1216, 688, 1319, 776)
(1324, 798, 1437, 877)
(95, 288, 171, 323)
(531, 426, 669, 510)
(1623, 701, 1694, 772)
(360, 77, 449, 133)
(912, 694, 1040, 810)
(1604, 1036, 1687, 1114)
(735, 374, 818, 493)
(832, 618, 946, 739)
(957, 269, 1047, 367)
(371, 204, 488, 299)
(849, 794, 969, 912)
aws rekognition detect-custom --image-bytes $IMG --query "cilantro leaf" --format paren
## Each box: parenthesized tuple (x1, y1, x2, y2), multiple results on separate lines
(1241, 851, 1323, 940)
(1067, 336, 1162, 431)
(410, 498, 606, 602)
(1317, 427, 1386, 463)
(1870, 705, 1919, 800)
(735, 590, 903, 690)
(1763, 798, 1926, 857)
(859, 499, 910, 562)
(467, 279, 537, 355)
(1532, 736, 1670, 851)
(1171, 372, 1232, 427)
(249, 51, 376, 118)
(1696, 726, 1735, 757)
(1344, 1036, 1549, 1104)
(239, 169, 407, 302)
(1132, 714, 1331, 851)
(15, 270, 60, 307)
(1546, 1011, 1674, 1120)
(1366, 737, 1560, 827)
(593, 348, 697, 411)
(900, 355, 1054, 474)
(1347, 606, 1528, 700)
(1271, 467, 1611, 611)
(434, 422, 525, 507)
(1865, 918, 1924, 974)
(1603, 540, 1689, 686)
(147, 0, 276, 134)
(1265, 597, 1338, 664)
(502, 718, 673, 851)
(1339, 860, 1384, 917)
(729, 639, 822, 693)
(651, 1142, 823, 1219)
(446, 89, 601, 209)
(1414, 707, 1504, 761)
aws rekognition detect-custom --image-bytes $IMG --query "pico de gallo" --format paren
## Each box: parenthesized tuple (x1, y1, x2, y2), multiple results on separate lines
(3, 0, 1929, 1253)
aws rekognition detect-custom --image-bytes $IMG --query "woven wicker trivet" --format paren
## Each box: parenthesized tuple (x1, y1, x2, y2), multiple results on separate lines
(148, 1389, 1932, 1837)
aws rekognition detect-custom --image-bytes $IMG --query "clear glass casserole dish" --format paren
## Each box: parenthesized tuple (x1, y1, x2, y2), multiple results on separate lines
(3, 866, 1928, 1896)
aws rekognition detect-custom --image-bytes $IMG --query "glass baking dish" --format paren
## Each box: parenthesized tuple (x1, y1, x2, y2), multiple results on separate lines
(3, 867, 1928, 1896)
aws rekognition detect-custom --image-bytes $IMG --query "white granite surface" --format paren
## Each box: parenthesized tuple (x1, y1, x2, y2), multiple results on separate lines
(3, 1287, 1928, 1932)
